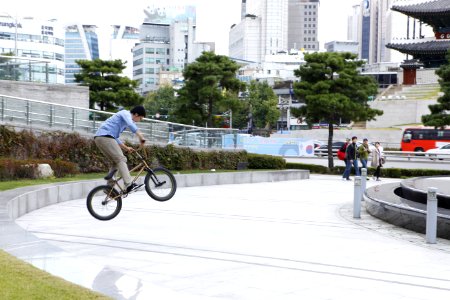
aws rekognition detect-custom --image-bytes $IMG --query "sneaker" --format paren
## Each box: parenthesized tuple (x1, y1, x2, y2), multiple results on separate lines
(346, 178, 352, 181)
(376, 178, 381, 181)
(126, 183, 144, 194)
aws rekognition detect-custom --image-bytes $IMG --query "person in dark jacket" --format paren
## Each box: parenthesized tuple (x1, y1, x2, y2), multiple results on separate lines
(342, 136, 360, 180)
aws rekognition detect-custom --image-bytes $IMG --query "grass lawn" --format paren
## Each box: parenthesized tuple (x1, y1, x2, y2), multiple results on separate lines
(0, 173, 106, 191)
(0, 249, 110, 299)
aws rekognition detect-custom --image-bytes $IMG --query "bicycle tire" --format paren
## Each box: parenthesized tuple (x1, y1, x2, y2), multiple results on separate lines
(144, 167, 177, 201)
(86, 185, 122, 221)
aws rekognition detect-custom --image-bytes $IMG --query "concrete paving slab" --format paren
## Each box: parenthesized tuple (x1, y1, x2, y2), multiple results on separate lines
(4, 175, 450, 299)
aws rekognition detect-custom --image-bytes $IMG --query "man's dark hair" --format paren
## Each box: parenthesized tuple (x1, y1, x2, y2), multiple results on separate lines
(130, 105, 146, 117)
(352, 136, 357, 141)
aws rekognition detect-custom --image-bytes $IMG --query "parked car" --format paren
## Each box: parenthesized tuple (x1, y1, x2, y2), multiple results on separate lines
(315, 141, 345, 157)
(425, 144, 450, 160)
(313, 140, 324, 149)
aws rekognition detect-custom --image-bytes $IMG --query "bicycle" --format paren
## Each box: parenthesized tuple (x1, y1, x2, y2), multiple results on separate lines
(86, 149, 177, 221)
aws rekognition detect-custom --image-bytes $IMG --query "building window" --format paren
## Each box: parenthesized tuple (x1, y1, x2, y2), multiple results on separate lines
(145, 48, 155, 54)
(133, 58, 143, 66)
(133, 48, 143, 57)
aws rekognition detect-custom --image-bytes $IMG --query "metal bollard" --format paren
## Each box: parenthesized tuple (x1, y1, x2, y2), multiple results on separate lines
(426, 187, 438, 244)
(361, 168, 367, 201)
(353, 176, 362, 219)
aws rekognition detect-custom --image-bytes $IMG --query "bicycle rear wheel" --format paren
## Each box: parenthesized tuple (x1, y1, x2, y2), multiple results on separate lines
(144, 167, 177, 201)
(86, 185, 122, 220)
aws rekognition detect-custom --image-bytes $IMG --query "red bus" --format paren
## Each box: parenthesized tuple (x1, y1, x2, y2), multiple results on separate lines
(401, 128, 450, 152)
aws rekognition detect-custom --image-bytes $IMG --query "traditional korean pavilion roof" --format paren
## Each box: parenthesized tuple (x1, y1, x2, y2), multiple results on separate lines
(391, 0, 450, 30)
(386, 39, 450, 67)
(387, 40, 450, 55)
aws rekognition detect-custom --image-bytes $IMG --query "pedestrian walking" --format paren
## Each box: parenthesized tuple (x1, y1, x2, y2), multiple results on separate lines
(371, 142, 383, 181)
(342, 136, 360, 180)
(358, 138, 371, 179)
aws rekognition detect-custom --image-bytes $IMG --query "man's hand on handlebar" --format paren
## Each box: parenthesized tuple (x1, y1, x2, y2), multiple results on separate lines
(126, 146, 135, 153)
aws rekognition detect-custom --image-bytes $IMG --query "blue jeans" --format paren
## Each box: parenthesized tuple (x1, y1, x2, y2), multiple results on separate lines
(343, 159, 360, 179)
(360, 159, 367, 169)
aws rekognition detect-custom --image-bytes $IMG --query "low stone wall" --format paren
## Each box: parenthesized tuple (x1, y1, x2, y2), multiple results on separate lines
(0, 80, 89, 108)
(6, 170, 309, 220)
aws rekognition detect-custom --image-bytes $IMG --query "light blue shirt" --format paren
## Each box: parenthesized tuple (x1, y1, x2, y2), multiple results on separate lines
(95, 110, 139, 144)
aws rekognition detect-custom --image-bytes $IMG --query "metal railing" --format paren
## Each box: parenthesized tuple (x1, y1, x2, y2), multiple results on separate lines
(314, 148, 450, 162)
(0, 94, 239, 149)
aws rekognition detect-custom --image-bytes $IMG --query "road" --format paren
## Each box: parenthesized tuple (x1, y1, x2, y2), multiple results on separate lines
(285, 156, 450, 170)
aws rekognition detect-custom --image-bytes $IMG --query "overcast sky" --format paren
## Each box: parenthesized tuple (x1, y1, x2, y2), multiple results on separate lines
(1, 0, 360, 54)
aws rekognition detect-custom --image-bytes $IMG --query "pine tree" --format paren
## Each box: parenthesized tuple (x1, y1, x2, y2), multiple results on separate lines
(74, 59, 143, 111)
(422, 51, 450, 129)
(293, 52, 382, 168)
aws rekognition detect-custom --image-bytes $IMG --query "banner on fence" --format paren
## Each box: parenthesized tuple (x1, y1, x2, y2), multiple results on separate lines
(223, 134, 314, 157)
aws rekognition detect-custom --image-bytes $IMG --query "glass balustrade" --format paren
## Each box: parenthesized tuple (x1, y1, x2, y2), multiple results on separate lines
(0, 94, 238, 149)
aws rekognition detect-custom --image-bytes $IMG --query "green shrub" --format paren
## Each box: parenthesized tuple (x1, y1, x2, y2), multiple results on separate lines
(0, 158, 78, 180)
(247, 154, 286, 169)
(286, 162, 450, 178)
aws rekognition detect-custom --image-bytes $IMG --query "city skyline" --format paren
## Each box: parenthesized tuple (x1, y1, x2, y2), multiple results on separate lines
(1, 0, 361, 55)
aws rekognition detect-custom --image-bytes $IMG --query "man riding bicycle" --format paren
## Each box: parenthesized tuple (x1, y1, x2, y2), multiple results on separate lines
(94, 105, 146, 194)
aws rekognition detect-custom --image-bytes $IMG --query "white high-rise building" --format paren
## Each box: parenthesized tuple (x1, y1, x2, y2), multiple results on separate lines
(0, 16, 65, 84)
(109, 25, 140, 80)
(229, 14, 261, 62)
(230, 0, 288, 63)
(347, 4, 361, 42)
(132, 5, 213, 94)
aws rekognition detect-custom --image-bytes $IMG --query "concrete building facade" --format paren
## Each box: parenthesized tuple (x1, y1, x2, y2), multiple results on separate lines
(288, 0, 319, 51)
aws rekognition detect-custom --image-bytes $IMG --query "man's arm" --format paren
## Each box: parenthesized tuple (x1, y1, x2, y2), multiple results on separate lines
(136, 130, 146, 145)
(119, 142, 134, 153)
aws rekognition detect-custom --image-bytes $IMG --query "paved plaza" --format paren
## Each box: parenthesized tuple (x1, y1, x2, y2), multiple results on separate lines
(5, 175, 450, 299)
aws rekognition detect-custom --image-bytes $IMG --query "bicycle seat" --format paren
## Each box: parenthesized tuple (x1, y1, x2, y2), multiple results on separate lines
(104, 169, 118, 180)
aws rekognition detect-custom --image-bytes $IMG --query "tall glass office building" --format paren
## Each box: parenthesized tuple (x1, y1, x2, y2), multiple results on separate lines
(64, 24, 99, 84)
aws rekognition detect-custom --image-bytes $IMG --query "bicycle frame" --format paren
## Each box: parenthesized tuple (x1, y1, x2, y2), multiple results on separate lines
(105, 150, 165, 198)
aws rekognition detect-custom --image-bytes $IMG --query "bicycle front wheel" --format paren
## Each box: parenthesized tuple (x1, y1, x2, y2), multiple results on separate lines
(144, 167, 177, 201)
(86, 185, 122, 221)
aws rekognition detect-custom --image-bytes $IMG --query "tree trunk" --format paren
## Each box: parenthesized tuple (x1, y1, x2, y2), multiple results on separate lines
(328, 123, 334, 169)
(207, 98, 213, 127)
